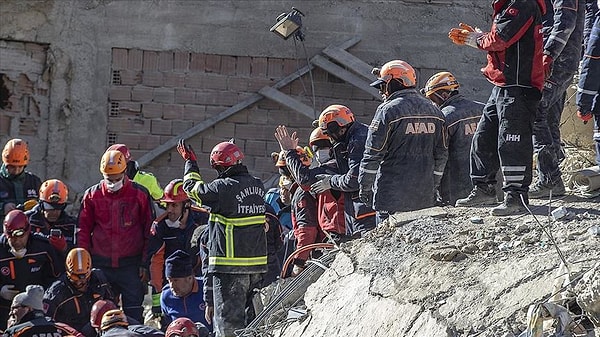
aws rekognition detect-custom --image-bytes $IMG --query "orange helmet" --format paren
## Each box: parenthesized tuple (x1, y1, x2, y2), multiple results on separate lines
(100, 150, 127, 175)
(39, 179, 68, 204)
(421, 71, 460, 98)
(166, 317, 200, 337)
(315, 104, 355, 131)
(90, 300, 118, 328)
(66, 248, 92, 284)
(309, 127, 332, 148)
(161, 179, 188, 203)
(106, 144, 131, 162)
(3, 210, 30, 238)
(100, 309, 128, 331)
(2, 139, 30, 166)
(210, 140, 244, 168)
(370, 60, 417, 89)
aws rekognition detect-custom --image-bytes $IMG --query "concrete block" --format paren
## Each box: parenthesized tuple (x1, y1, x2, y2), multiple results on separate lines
(118, 102, 142, 114)
(174, 52, 190, 72)
(205, 54, 221, 73)
(202, 74, 228, 91)
(185, 73, 204, 89)
(247, 78, 272, 92)
(267, 58, 283, 79)
(174, 88, 196, 104)
(163, 73, 186, 88)
(131, 86, 154, 102)
(128, 49, 143, 70)
(172, 120, 194, 135)
(159, 51, 173, 71)
(108, 117, 150, 133)
(212, 121, 235, 137)
(183, 105, 206, 121)
(235, 124, 272, 141)
(228, 77, 249, 92)
(244, 140, 267, 156)
(108, 86, 131, 101)
(195, 91, 220, 105)
(283, 58, 297, 75)
(151, 119, 172, 135)
(120, 70, 142, 85)
(251, 57, 267, 77)
(143, 51, 159, 71)
(162, 104, 184, 120)
(153, 88, 175, 104)
(236, 56, 251, 77)
(112, 48, 128, 70)
(221, 55, 236, 75)
(190, 53, 206, 71)
(142, 71, 163, 87)
(142, 103, 163, 118)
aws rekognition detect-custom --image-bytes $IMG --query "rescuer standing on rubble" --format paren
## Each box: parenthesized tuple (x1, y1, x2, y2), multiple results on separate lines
(422, 71, 483, 205)
(449, 0, 546, 216)
(177, 138, 267, 337)
(358, 60, 448, 223)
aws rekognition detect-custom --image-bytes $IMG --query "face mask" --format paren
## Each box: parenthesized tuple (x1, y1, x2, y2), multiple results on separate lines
(10, 248, 27, 259)
(165, 219, 181, 228)
(316, 149, 331, 164)
(105, 178, 124, 192)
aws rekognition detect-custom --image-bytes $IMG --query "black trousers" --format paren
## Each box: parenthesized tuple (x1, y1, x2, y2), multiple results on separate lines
(212, 273, 263, 337)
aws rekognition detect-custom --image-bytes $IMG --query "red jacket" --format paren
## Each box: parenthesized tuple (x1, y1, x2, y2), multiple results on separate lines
(77, 177, 154, 268)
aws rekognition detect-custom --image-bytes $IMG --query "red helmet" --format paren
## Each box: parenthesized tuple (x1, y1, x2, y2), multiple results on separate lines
(90, 300, 117, 328)
(3, 210, 30, 238)
(106, 144, 132, 162)
(161, 179, 188, 203)
(210, 140, 244, 168)
(166, 317, 200, 337)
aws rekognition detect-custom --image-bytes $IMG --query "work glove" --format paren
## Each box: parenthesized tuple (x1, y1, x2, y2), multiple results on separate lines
(310, 174, 333, 194)
(177, 139, 197, 162)
(49, 235, 67, 253)
(448, 23, 483, 48)
(151, 293, 162, 318)
(291, 264, 305, 277)
(0, 285, 19, 301)
(577, 110, 593, 123)
(359, 187, 373, 206)
(542, 54, 553, 80)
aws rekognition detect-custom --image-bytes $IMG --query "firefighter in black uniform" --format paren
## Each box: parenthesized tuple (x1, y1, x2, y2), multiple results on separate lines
(43, 248, 115, 333)
(421, 71, 484, 206)
(0, 210, 63, 331)
(26, 179, 77, 258)
(359, 60, 448, 223)
(0, 139, 42, 219)
(177, 138, 266, 337)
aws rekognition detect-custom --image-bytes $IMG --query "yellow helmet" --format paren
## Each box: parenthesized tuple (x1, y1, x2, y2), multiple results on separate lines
(100, 150, 127, 175)
(421, 71, 460, 98)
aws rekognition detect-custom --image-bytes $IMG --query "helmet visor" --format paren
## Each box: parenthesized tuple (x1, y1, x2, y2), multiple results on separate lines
(5, 228, 27, 238)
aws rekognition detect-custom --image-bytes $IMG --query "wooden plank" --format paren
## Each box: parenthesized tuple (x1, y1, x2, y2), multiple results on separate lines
(311, 55, 380, 99)
(322, 46, 376, 81)
(259, 86, 315, 120)
(137, 36, 362, 167)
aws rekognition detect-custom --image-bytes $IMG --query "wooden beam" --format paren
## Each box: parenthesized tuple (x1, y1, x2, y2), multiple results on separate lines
(310, 55, 380, 99)
(258, 87, 315, 120)
(322, 46, 376, 81)
(137, 37, 362, 167)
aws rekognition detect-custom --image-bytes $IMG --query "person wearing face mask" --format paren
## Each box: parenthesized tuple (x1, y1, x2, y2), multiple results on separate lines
(308, 105, 376, 236)
(421, 72, 484, 206)
(0, 210, 63, 331)
(274, 126, 346, 243)
(26, 179, 77, 258)
(43, 248, 116, 334)
(146, 179, 209, 323)
(0, 138, 42, 219)
(77, 149, 155, 324)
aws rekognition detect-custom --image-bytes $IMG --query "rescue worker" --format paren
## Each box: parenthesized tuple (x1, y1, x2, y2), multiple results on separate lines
(449, 0, 546, 215)
(263, 202, 283, 286)
(26, 179, 77, 256)
(87, 300, 146, 337)
(77, 150, 155, 323)
(530, 0, 585, 198)
(576, 5, 600, 164)
(265, 174, 294, 279)
(99, 310, 144, 337)
(165, 317, 209, 337)
(106, 143, 163, 201)
(43, 248, 115, 333)
(177, 138, 266, 337)
(275, 148, 323, 276)
(0, 139, 42, 219)
(274, 126, 346, 241)
(421, 71, 483, 205)
(147, 179, 208, 320)
(310, 105, 376, 235)
(359, 60, 448, 222)
(0, 210, 63, 331)
(160, 250, 210, 331)
(3, 285, 81, 337)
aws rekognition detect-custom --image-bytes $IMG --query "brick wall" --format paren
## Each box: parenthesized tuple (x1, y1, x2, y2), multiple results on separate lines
(108, 48, 380, 186)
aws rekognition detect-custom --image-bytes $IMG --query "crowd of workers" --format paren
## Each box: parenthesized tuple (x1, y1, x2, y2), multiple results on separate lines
(0, 0, 599, 336)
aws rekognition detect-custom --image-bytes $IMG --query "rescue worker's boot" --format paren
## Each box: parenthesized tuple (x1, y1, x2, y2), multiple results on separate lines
(455, 184, 497, 207)
(490, 193, 527, 216)
(528, 178, 566, 199)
